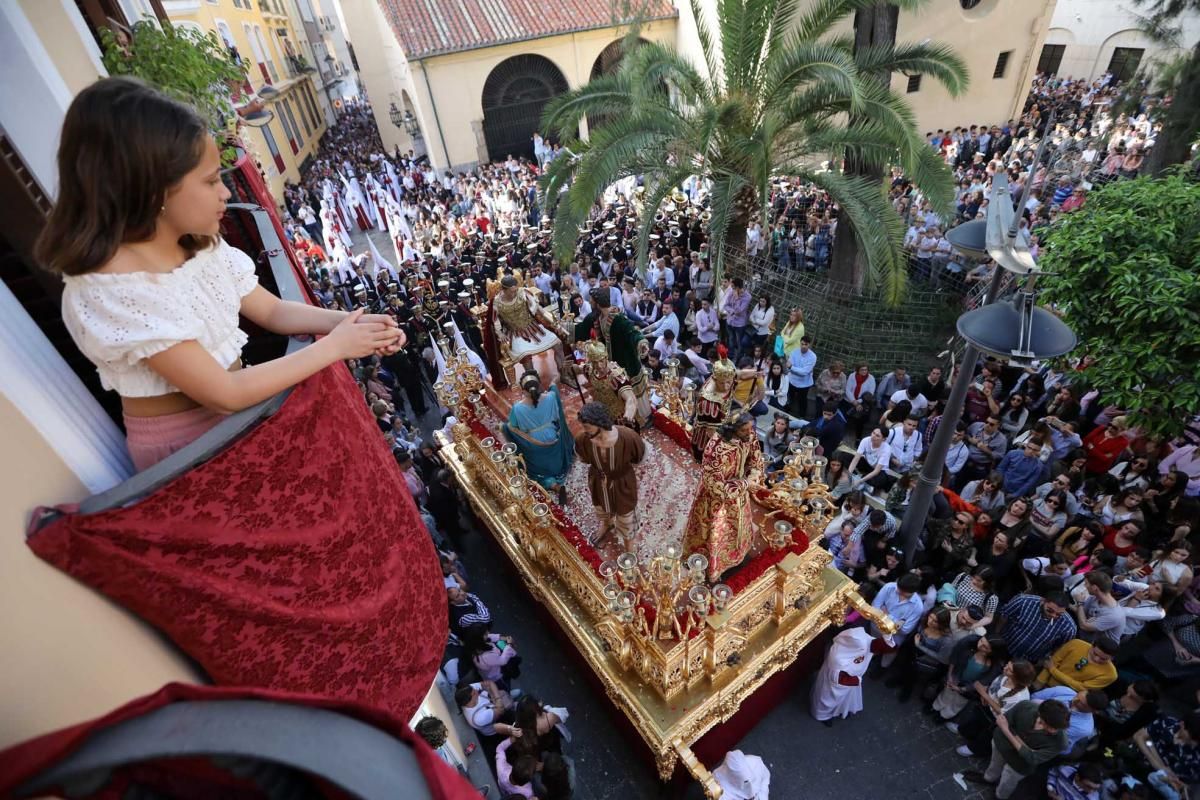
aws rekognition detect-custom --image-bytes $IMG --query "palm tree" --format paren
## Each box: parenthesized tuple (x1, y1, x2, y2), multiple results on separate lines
(539, 0, 967, 305)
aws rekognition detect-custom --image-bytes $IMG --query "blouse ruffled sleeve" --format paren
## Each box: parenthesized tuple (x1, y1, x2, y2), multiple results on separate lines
(62, 281, 202, 369)
(219, 239, 260, 297)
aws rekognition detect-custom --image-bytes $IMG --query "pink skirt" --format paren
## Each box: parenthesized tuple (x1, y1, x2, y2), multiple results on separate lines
(124, 406, 225, 472)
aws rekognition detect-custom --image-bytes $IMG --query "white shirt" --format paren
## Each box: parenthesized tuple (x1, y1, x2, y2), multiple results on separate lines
(890, 389, 929, 417)
(62, 239, 258, 397)
(856, 437, 892, 468)
(886, 427, 924, 470)
(749, 305, 775, 336)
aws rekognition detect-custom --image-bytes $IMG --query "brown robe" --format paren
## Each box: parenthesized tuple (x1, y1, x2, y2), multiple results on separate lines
(574, 426, 645, 515)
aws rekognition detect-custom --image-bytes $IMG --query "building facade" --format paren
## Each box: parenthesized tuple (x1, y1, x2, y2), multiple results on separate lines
(288, 0, 359, 126)
(161, 0, 329, 202)
(1039, 0, 1200, 82)
(339, 0, 679, 170)
(345, 0, 1054, 173)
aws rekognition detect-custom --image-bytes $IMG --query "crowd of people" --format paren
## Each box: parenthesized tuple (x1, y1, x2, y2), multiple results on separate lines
(268, 69, 1196, 798)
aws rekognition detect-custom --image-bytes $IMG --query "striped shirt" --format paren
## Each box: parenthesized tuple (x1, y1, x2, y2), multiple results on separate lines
(1000, 594, 1077, 663)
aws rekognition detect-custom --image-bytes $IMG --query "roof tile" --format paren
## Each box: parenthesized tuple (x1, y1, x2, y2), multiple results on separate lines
(378, 0, 677, 60)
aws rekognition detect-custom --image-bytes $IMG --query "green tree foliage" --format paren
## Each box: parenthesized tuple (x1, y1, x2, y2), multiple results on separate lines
(539, 0, 967, 304)
(100, 20, 247, 164)
(1040, 172, 1200, 437)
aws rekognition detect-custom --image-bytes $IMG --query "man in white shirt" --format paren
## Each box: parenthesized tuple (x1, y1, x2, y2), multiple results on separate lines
(889, 385, 929, 418)
(695, 298, 720, 346)
(644, 306, 680, 340)
(682, 339, 712, 381)
(654, 329, 681, 360)
(887, 416, 924, 472)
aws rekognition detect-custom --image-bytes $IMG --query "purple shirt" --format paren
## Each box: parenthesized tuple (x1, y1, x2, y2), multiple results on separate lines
(723, 289, 751, 327)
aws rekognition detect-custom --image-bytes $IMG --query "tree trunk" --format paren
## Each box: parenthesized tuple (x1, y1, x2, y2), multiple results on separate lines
(1145, 40, 1200, 177)
(827, 2, 898, 292)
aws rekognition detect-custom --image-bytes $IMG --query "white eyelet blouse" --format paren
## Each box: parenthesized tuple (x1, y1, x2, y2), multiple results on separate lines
(61, 239, 259, 397)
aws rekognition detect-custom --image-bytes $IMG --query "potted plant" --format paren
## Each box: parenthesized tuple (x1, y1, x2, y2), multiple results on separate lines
(99, 20, 248, 167)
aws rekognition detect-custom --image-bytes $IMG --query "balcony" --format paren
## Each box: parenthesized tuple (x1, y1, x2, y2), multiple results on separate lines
(21, 152, 447, 728)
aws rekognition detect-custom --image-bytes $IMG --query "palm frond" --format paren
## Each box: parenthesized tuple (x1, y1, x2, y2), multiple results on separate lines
(852, 41, 970, 96)
(761, 40, 862, 112)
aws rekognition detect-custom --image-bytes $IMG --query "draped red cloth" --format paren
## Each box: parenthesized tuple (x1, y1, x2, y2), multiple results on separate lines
(26, 364, 446, 724)
(0, 683, 478, 799)
(228, 152, 314, 301)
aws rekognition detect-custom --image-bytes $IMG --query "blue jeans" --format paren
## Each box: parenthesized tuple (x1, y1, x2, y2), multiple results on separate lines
(728, 325, 750, 361)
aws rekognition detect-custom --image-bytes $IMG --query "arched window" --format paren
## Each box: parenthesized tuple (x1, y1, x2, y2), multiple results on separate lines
(480, 54, 568, 163)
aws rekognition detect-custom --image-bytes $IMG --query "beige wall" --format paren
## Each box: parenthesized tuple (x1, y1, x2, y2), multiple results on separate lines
(891, 0, 1055, 131)
(1046, 0, 1200, 81)
(0, 395, 200, 750)
(346, 17, 677, 171)
(338, 0, 424, 157)
(18, 0, 104, 94)
(682, 0, 1053, 136)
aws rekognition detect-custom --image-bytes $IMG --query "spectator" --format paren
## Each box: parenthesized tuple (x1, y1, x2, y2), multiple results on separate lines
(996, 439, 1049, 499)
(1036, 637, 1118, 691)
(1074, 572, 1125, 644)
(786, 335, 817, 418)
(842, 363, 877, 440)
(462, 624, 520, 684)
(871, 572, 925, 641)
(1132, 711, 1200, 799)
(998, 592, 1078, 664)
(960, 417, 1009, 489)
(1045, 762, 1104, 800)
(961, 698, 1070, 799)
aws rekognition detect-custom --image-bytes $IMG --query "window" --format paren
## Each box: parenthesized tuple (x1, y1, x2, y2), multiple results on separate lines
(1037, 44, 1065, 77)
(276, 101, 298, 154)
(254, 25, 278, 82)
(294, 95, 312, 137)
(259, 121, 285, 174)
(905, 74, 921, 93)
(283, 99, 303, 150)
(303, 85, 322, 126)
(993, 50, 1011, 79)
(216, 20, 236, 49)
(1107, 47, 1145, 83)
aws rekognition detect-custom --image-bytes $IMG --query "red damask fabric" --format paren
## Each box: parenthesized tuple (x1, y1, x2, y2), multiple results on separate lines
(26, 364, 446, 724)
(0, 683, 478, 799)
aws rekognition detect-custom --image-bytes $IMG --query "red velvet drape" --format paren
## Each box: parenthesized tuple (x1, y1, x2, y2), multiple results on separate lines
(0, 683, 478, 799)
(27, 365, 446, 724)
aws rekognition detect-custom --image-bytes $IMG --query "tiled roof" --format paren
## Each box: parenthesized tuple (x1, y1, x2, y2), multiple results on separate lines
(378, 0, 678, 60)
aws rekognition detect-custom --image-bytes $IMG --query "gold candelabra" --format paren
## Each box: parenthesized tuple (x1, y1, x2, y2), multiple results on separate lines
(658, 358, 696, 429)
(599, 546, 732, 642)
(431, 333, 485, 420)
(759, 436, 835, 541)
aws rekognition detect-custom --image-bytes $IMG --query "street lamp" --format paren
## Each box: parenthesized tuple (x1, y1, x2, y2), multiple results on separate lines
(898, 118, 1076, 568)
(389, 102, 420, 138)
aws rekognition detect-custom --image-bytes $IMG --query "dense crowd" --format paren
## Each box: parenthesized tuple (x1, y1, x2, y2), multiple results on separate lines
(272, 69, 1198, 799)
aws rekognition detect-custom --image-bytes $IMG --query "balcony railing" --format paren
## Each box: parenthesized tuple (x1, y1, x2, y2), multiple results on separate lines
(66, 203, 306, 514)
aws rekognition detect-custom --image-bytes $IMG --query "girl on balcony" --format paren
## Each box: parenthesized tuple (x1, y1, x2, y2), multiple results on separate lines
(37, 77, 404, 471)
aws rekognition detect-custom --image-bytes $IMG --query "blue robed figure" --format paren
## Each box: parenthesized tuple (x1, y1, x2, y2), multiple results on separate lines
(503, 371, 575, 495)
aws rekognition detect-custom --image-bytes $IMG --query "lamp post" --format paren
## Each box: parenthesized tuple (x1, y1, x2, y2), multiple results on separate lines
(899, 121, 1076, 568)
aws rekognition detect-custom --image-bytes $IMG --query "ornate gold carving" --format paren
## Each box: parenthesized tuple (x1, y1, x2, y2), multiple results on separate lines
(432, 413, 892, 794)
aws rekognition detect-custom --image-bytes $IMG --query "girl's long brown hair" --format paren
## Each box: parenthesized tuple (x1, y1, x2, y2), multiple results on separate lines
(35, 76, 214, 276)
